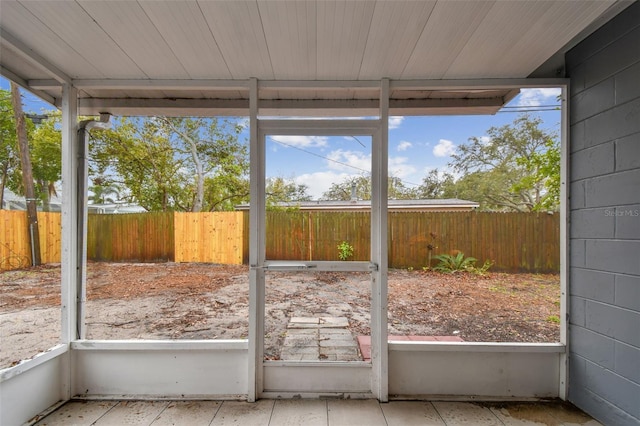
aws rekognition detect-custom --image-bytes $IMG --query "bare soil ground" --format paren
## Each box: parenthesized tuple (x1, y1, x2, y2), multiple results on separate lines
(0, 262, 560, 368)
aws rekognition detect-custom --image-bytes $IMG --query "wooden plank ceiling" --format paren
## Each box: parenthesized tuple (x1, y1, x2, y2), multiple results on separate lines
(0, 0, 627, 116)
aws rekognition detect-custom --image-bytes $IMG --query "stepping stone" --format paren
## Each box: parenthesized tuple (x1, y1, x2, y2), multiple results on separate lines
(287, 317, 349, 329)
(280, 317, 360, 361)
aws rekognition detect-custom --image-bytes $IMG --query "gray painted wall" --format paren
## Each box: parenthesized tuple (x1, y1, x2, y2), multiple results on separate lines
(566, 3, 640, 425)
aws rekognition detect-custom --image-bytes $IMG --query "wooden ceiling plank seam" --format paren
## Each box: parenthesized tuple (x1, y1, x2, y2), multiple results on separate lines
(251, 0, 276, 79)
(194, 0, 234, 79)
(316, 1, 375, 80)
(18, 0, 142, 79)
(358, 1, 437, 80)
(397, 0, 439, 79)
(0, 27, 73, 86)
(77, 1, 187, 79)
(442, 1, 533, 78)
(0, 2, 97, 82)
(198, 1, 274, 80)
(258, 1, 308, 87)
(402, 0, 495, 80)
(493, 1, 617, 76)
(139, 1, 232, 79)
(355, 0, 378, 80)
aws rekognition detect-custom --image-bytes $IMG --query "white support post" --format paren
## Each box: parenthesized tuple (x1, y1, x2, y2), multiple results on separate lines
(60, 84, 78, 399)
(248, 78, 265, 401)
(371, 79, 389, 401)
(559, 83, 570, 400)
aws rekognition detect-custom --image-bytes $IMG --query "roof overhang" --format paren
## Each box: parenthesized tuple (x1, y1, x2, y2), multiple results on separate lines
(0, 0, 633, 116)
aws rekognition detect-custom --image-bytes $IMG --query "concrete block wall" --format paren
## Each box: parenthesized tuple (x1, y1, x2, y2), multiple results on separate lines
(565, 3, 640, 425)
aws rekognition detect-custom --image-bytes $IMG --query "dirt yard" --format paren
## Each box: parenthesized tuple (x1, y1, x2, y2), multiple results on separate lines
(0, 262, 560, 368)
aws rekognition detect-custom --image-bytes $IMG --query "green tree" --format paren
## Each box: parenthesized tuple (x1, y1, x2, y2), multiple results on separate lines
(88, 176, 121, 205)
(1, 89, 62, 212)
(90, 117, 248, 212)
(0, 90, 18, 208)
(448, 114, 559, 211)
(30, 112, 62, 211)
(265, 176, 311, 210)
(321, 174, 415, 201)
(414, 168, 455, 199)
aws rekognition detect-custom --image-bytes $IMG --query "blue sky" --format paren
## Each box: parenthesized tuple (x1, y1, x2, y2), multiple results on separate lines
(2, 77, 561, 200)
(264, 88, 561, 199)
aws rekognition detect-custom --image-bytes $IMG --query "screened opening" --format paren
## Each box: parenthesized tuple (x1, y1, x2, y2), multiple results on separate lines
(1, 85, 62, 368)
(262, 132, 374, 362)
(385, 87, 563, 344)
(77, 115, 251, 341)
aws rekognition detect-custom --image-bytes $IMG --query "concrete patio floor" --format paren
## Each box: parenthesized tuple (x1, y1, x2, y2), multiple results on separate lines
(32, 399, 602, 426)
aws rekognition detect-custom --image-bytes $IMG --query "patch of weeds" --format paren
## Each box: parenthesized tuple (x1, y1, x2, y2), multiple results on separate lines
(546, 315, 560, 324)
(433, 252, 477, 273)
(337, 241, 354, 261)
(433, 252, 494, 276)
(473, 260, 494, 276)
(489, 285, 510, 294)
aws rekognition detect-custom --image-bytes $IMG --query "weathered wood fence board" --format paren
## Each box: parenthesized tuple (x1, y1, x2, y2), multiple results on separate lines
(265, 211, 559, 273)
(1, 211, 60, 269)
(387, 212, 560, 272)
(174, 212, 244, 264)
(87, 212, 174, 262)
(266, 211, 371, 261)
(1, 210, 559, 273)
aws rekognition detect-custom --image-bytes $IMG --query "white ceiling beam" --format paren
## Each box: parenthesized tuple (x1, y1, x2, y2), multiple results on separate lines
(0, 66, 56, 105)
(259, 80, 380, 90)
(72, 79, 249, 91)
(77, 97, 509, 117)
(391, 78, 568, 90)
(77, 98, 248, 115)
(29, 77, 568, 93)
(0, 29, 73, 86)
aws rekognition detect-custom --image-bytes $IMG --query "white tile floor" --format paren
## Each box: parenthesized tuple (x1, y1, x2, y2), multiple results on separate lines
(32, 399, 602, 426)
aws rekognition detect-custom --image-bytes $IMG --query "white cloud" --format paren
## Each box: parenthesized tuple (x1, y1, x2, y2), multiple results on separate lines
(389, 116, 404, 129)
(294, 171, 354, 200)
(326, 149, 371, 172)
(516, 88, 561, 107)
(389, 156, 417, 178)
(479, 136, 491, 145)
(397, 141, 412, 151)
(432, 139, 456, 157)
(270, 135, 328, 148)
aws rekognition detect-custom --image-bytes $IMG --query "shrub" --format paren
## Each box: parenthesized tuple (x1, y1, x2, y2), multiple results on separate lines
(337, 241, 354, 260)
(432, 252, 477, 273)
(433, 252, 494, 275)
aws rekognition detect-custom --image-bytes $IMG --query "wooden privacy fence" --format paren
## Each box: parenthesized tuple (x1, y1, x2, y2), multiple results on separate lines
(174, 212, 243, 264)
(1, 210, 559, 273)
(87, 212, 174, 262)
(0, 210, 61, 269)
(263, 211, 560, 273)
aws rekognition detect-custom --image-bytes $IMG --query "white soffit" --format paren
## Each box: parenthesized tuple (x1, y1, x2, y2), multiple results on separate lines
(0, 0, 629, 116)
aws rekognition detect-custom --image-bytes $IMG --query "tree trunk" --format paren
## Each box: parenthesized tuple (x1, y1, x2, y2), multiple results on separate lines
(10, 82, 41, 265)
(161, 118, 204, 212)
(0, 161, 7, 209)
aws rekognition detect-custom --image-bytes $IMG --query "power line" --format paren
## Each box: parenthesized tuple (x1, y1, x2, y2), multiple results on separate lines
(269, 137, 370, 174)
(268, 137, 423, 188)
